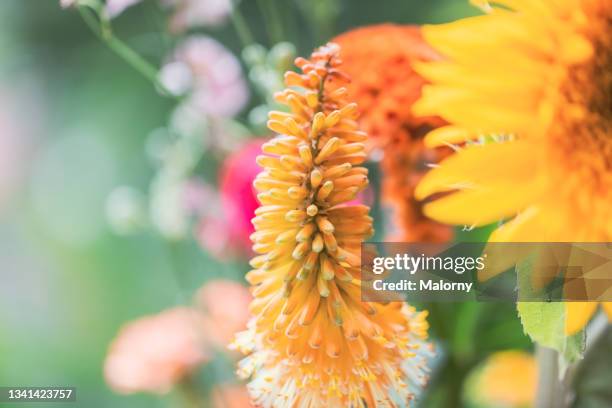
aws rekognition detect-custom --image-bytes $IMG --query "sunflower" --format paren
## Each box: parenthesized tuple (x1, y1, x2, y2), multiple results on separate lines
(413, 0, 612, 334)
(233, 43, 431, 407)
(332, 24, 453, 243)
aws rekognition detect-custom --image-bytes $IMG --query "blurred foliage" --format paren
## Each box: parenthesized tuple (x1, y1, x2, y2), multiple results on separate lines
(572, 328, 612, 408)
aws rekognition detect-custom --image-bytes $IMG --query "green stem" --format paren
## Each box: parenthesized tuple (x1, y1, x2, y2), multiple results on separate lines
(256, 0, 284, 44)
(265, 0, 284, 43)
(78, 5, 174, 96)
(230, 2, 256, 47)
(535, 344, 566, 408)
(451, 301, 481, 363)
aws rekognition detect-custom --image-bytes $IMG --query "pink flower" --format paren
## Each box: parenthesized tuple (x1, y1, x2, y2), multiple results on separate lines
(103, 0, 232, 28)
(196, 215, 234, 259)
(195, 280, 252, 347)
(182, 179, 218, 218)
(183, 180, 239, 258)
(194, 140, 264, 259)
(104, 307, 209, 395)
(217, 139, 264, 254)
(162, 36, 249, 118)
(162, 0, 233, 32)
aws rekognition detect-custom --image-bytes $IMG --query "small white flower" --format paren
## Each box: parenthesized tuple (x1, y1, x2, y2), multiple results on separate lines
(162, 0, 233, 32)
(60, 0, 78, 8)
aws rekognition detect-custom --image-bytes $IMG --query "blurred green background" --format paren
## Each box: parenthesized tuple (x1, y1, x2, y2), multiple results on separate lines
(0, 1, 545, 407)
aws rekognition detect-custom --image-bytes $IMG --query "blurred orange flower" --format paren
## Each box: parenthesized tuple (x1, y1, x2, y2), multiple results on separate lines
(332, 24, 452, 242)
(104, 307, 209, 395)
(195, 279, 252, 347)
(466, 351, 537, 408)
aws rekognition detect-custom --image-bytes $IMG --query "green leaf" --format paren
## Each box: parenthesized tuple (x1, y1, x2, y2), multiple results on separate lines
(516, 260, 585, 364)
(517, 301, 563, 348)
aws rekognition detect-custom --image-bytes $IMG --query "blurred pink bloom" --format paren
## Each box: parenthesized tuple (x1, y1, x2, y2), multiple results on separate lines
(104, 307, 209, 395)
(212, 384, 254, 408)
(195, 140, 263, 258)
(162, 0, 233, 32)
(195, 279, 252, 347)
(197, 216, 233, 258)
(217, 139, 264, 254)
(162, 36, 249, 117)
(103, 0, 232, 28)
(182, 179, 218, 217)
(181, 180, 233, 258)
(106, 0, 143, 17)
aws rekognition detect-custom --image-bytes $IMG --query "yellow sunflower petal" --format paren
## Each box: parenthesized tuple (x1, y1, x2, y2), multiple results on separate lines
(422, 183, 539, 227)
(421, 14, 555, 62)
(415, 141, 542, 200)
(478, 207, 542, 281)
(602, 302, 612, 321)
(414, 60, 544, 98)
(423, 125, 476, 148)
(488, 202, 573, 243)
(565, 302, 598, 335)
(414, 86, 535, 133)
(484, 0, 569, 16)
(488, 206, 542, 243)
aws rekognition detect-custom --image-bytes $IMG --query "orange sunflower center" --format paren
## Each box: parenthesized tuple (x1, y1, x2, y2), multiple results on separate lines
(549, 5, 612, 218)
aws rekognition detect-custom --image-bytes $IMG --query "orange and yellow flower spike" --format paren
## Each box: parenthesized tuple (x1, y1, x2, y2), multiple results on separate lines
(232, 43, 431, 408)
